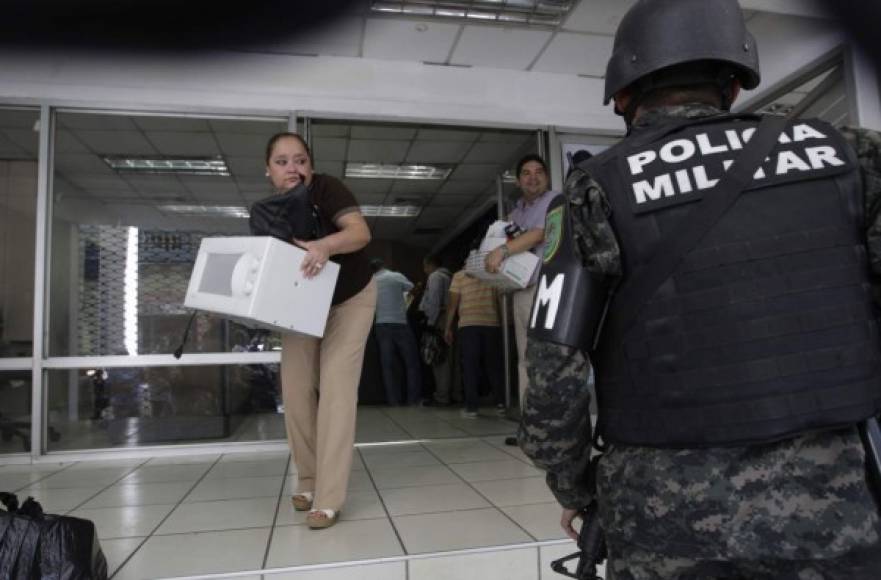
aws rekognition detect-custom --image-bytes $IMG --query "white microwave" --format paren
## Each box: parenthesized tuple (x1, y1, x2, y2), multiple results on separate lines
(184, 236, 339, 338)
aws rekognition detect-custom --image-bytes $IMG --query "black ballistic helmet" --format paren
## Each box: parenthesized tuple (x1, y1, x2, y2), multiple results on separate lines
(604, 0, 760, 107)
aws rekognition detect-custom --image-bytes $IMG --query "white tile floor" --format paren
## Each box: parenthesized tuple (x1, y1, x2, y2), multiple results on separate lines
(0, 407, 600, 579)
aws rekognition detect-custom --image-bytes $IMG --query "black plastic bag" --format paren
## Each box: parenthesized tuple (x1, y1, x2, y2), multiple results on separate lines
(249, 183, 326, 242)
(0, 492, 107, 580)
(419, 328, 447, 366)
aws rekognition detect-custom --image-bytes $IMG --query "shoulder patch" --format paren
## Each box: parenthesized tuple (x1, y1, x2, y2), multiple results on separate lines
(543, 205, 564, 263)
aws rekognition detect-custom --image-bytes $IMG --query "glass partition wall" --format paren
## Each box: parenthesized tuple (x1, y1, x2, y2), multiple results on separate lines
(0, 107, 40, 454)
(46, 112, 289, 451)
(4, 107, 538, 457)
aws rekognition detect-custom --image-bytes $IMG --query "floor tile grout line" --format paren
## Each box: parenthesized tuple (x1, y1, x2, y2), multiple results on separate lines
(159, 537, 574, 580)
(356, 446, 411, 577)
(260, 452, 292, 570)
(109, 454, 225, 580)
(10, 459, 100, 495)
(58, 458, 152, 515)
(418, 442, 541, 543)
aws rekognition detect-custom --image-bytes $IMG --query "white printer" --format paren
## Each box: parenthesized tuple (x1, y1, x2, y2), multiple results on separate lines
(464, 220, 540, 291)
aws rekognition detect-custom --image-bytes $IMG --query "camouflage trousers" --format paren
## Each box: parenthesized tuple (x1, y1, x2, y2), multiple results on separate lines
(595, 427, 881, 580)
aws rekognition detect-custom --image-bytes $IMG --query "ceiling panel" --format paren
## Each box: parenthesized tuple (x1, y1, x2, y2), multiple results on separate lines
(0, 109, 38, 128)
(347, 139, 410, 162)
(312, 137, 348, 162)
(226, 156, 266, 178)
(0, 133, 33, 159)
(67, 175, 135, 194)
(462, 141, 528, 165)
(2, 128, 38, 154)
(350, 125, 417, 140)
(428, 193, 474, 207)
(257, 17, 363, 57)
(344, 178, 395, 194)
(562, 0, 634, 34)
(449, 164, 498, 181)
(54, 130, 90, 153)
(134, 117, 212, 132)
(354, 193, 387, 204)
(406, 141, 470, 164)
(216, 132, 270, 157)
(179, 176, 240, 195)
(311, 123, 349, 137)
(58, 114, 138, 131)
(191, 190, 245, 203)
(416, 128, 479, 142)
(531, 32, 613, 76)
(364, 18, 461, 63)
(76, 130, 157, 155)
(209, 119, 286, 135)
(450, 26, 552, 70)
(416, 207, 463, 228)
(54, 154, 116, 175)
(125, 175, 188, 195)
(481, 131, 533, 143)
(438, 180, 489, 195)
(389, 180, 443, 194)
(317, 161, 345, 179)
(146, 132, 221, 156)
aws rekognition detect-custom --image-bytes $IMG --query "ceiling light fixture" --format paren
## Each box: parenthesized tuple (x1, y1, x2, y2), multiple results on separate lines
(159, 205, 249, 218)
(159, 204, 422, 219)
(370, 0, 575, 26)
(360, 205, 422, 218)
(104, 156, 230, 176)
(345, 163, 452, 180)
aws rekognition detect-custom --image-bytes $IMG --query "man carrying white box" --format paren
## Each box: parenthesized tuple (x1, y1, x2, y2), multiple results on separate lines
(483, 154, 560, 442)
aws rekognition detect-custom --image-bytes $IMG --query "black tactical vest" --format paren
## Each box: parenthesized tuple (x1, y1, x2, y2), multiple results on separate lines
(584, 113, 881, 447)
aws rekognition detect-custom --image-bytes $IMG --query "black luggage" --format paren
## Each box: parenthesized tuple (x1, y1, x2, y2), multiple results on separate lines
(0, 492, 107, 580)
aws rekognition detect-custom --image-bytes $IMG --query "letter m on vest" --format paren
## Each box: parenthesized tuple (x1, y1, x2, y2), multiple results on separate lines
(531, 273, 565, 330)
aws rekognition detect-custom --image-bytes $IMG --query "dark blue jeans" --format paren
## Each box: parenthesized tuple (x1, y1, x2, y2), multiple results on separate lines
(374, 323, 423, 405)
(458, 325, 505, 412)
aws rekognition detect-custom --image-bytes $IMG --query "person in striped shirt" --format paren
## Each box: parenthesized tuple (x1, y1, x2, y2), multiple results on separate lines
(444, 269, 505, 418)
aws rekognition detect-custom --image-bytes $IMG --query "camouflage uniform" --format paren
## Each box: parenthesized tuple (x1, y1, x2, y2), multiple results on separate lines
(520, 104, 881, 579)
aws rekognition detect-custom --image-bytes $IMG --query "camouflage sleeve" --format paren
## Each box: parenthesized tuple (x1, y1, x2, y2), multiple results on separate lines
(565, 167, 622, 277)
(517, 167, 621, 509)
(519, 340, 595, 509)
(841, 127, 881, 292)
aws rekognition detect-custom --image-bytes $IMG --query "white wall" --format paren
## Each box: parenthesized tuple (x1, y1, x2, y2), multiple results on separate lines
(0, 11, 848, 134)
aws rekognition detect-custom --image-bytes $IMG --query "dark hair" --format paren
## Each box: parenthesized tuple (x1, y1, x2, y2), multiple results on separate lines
(369, 258, 384, 272)
(423, 254, 441, 268)
(264, 132, 313, 165)
(515, 154, 548, 179)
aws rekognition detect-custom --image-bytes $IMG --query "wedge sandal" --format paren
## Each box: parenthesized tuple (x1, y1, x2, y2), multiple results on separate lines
(291, 491, 313, 511)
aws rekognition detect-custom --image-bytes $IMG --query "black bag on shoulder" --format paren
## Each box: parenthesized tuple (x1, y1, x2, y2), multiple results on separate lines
(0, 492, 108, 580)
(249, 182, 326, 242)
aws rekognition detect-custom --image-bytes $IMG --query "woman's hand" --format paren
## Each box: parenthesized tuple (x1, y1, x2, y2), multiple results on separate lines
(294, 238, 330, 279)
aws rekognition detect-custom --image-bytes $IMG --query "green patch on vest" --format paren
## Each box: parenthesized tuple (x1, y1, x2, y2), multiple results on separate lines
(543, 205, 564, 263)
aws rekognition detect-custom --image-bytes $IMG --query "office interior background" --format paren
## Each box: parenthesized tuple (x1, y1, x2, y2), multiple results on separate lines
(0, 1, 880, 578)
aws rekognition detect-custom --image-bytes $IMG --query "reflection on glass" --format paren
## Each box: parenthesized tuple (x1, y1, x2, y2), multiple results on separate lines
(49, 113, 288, 356)
(0, 371, 33, 453)
(47, 360, 284, 451)
(0, 108, 39, 358)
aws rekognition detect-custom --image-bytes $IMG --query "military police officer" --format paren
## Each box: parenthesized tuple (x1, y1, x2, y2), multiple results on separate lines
(521, 0, 881, 578)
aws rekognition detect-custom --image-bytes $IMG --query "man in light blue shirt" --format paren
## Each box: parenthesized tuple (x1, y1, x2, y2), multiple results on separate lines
(484, 154, 559, 444)
(371, 259, 422, 406)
